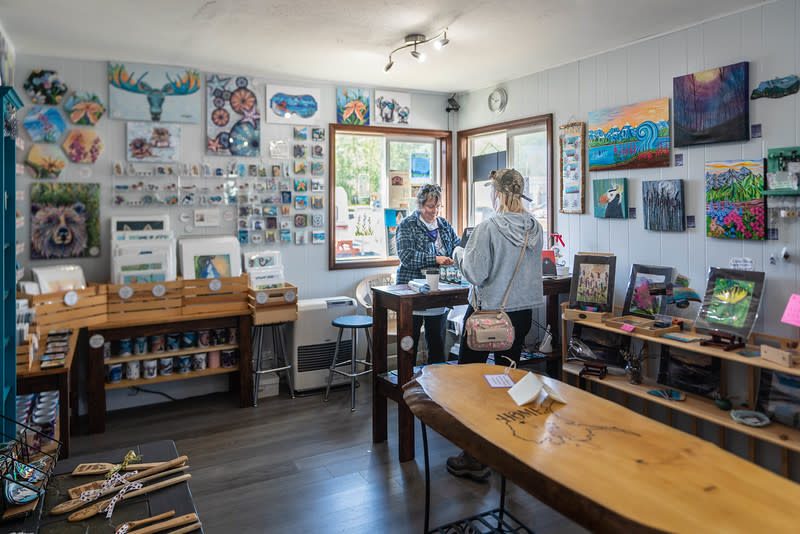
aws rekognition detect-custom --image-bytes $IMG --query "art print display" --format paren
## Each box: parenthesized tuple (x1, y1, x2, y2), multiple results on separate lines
(108, 62, 202, 122)
(295, 161, 306, 174)
(312, 128, 325, 141)
(705, 159, 765, 240)
(336, 88, 370, 125)
(293, 144, 306, 158)
(22, 107, 66, 143)
(592, 178, 628, 218)
(266, 84, 321, 125)
(30, 182, 100, 259)
(384, 209, 406, 256)
(311, 145, 324, 159)
(311, 196, 323, 209)
(673, 62, 749, 147)
(293, 127, 307, 140)
(311, 232, 325, 244)
(294, 231, 306, 245)
(657, 350, 721, 399)
(766, 146, 800, 191)
(374, 90, 410, 126)
(588, 98, 669, 170)
(642, 179, 685, 231)
(311, 162, 323, 176)
(311, 214, 323, 227)
(24, 69, 68, 105)
(206, 73, 260, 156)
(559, 122, 585, 213)
(25, 144, 66, 179)
(178, 236, 241, 280)
(127, 122, 180, 162)
(63, 91, 105, 125)
(694, 267, 764, 340)
(622, 264, 674, 319)
(62, 129, 103, 163)
(757, 370, 800, 429)
(568, 254, 616, 312)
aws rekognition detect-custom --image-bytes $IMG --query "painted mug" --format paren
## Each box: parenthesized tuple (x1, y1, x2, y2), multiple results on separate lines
(106, 363, 122, 383)
(192, 353, 207, 371)
(142, 359, 158, 379)
(118, 338, 132, 356)
(150, 335, 166, 353)
(166, 333, 181, 352)
(159, 357, 174, 376)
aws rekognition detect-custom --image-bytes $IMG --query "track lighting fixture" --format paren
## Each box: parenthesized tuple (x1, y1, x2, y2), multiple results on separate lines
(383, 28, 449, 72)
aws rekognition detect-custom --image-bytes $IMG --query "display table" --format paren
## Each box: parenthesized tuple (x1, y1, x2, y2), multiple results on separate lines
(403, 363, 800, 533)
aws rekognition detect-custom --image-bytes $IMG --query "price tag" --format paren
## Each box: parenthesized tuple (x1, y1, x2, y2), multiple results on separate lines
(400, 336, 414, 352)
(255, 292, 268, 305)
(151, 284, 166, 297)
(284, 289, 296, 303)
(63, 291, 79, 307)
(89, 334, 105, 349)
(118, 286, 134, 300)
(209, 279, 222, 292)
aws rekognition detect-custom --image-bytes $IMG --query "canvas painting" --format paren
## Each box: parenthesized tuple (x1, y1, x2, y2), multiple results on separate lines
(587, 98, 670, 170)
(266, 84, 321, 125)
(593, 178, 628, 218)
(337, 88, 370, 125)
(30, 182, 100, 259)
(673, 62, 749, 147)
(705, 160, 765, 240)
(577, 264, 611, 306)
(24, 69, 67, 105)
(25, 144, 66, 179)
(108, 62, 202, 123)
(23, 107, 66, 143)
(206, 73, 260, 156)
(374, 90, 410, 126)
(622, 264, 674, 318)
(642, 179, 685, 231)
(63, 91, 105, 125)
(127, 122, 180, 162)
(62, 129, 103, 163)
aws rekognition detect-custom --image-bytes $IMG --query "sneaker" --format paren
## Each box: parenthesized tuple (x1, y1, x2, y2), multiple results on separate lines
(446, 451, 490, 481)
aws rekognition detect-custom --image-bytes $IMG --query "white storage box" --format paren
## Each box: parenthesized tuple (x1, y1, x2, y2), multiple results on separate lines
(257, 374, 280, 398)
(248, 266, 285, 289)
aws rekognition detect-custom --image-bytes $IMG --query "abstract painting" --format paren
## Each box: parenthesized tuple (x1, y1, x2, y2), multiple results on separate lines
(25, 144, 66, 179)
(374, 90, 410, 126)
(559, 122, 585, 213)
(63, 91, 105, 125)
(24, 70, 68, 104)
(673, 62, 749, 147)
(30, 182, 100, 259)
(705, 160, 764, 240)
(108, 62, 202, 122)
(127, 122, 180, 162)
(593, 178, 628, 218)
(337, 88, 370, 125)
(62, 129, 103, 163)
(642, 179, 685, 231)
(22, 107, 66, 143)
(587, 98, 669, 170)
(266, 84, 321, 125)
(206, 73, 260, 156)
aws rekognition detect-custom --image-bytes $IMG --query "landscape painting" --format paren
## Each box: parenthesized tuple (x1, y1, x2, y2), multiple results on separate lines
(705, 160, 765, 240)
(587, 98, 670, 170)
(673, 62, 749, 147)
(642, 179, 685, 231)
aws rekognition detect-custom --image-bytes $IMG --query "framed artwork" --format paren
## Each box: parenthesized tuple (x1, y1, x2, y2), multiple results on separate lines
(757, 370, 800, 430)
(108, 62, 202, 123)
(642, 179, 685, 231)
(705, 160, 765, 240)
(266, 84, 321, 125)
(63, 91, 105, 125)
(294, 214, 308, 227)
(766, 146, 800, 191)
(657, 350, 721, 399)
(588, 98, 670, 170)
(311, 214, 324, 227)
(280, 229, 291, 243)
(24, 144, 66, 179)
(592, 178, 628, 218)
(311, 128, 325, 142)
(206, 73, 260, 156)
(293, 144, 307, 158)
(558, 122, 585, 213)
(336, 88, 370, 125)
(293, 127, 307, 140)
(673, 62, 749, 147)
(622, 264, 674, 319)
(311, 162, 324, 175)
(294, 178, 308, 192)
(312, 145, 324, 159)
(295, 161, 306, 174)
(694, 267, 765, 340)
(111, 215, 169, 232)
(294, 231, 306, 245)
(62, 129, 103, 163)
(374, 90, 410, 126)
(127, 122, 180, 162)
(568, 254, 616, 312)
(30, 182, 100, 259)
(295, 195, 308, 210)
(179, 236, 241, 280)
(311, 232, 325, 244)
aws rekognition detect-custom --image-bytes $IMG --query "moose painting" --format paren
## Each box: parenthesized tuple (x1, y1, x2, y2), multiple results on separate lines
(109, 62, 201, 123)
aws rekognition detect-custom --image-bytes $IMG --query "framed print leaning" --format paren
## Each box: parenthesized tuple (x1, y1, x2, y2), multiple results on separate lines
(568, 254, 616, 312)
(559, 122, 585, 213)
(694, 267, 764, 340)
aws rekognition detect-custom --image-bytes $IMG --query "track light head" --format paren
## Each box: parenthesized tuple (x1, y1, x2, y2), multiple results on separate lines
(384, 28, 448, 72)
(434, 32, 449, 50)
(410, 49, 425, 62)
(384, 58, 394, 72)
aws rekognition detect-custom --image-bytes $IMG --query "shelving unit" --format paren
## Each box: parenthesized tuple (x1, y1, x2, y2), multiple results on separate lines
(104, 343, 238, 365)
(106, 366, 239, 390)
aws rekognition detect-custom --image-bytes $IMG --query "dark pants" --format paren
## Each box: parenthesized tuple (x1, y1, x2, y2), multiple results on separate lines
(458, 305, 533, 366)
(412, 311, 449, 364)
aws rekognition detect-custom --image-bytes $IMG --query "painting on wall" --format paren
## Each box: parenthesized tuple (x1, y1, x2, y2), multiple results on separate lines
(30, 182, 100, 259)
(559, 122, 585, 213)
(24, 70, 68, 105)
(127, 122, 180, 162)
(62, 129, 103, 163)
(108, 62, 202, 123)
(63, 91, 105, 125)
(0, 28, 15, 86)
(22, 107, 66, 143)
(336, 88, 370, 125)
(642, 179, 685, 231)
(592, 178, 628, 218)
(206, 73, 260, 157)
(587, 98, 670, 170)
(266, 84, 321, 125)
(25, 144, 66, 179)
(673, 62, 749, 147)
(705, 159, 764, 240)
(374, 90, 410, 126)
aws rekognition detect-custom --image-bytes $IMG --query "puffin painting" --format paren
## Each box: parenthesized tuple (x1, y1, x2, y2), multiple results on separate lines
(599, 184, 624, 218)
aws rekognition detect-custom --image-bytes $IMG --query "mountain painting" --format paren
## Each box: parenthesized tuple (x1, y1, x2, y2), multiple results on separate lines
(674, 62, 749, 147)
(587, 98, 670, 171)
(705, 159, 765, 240)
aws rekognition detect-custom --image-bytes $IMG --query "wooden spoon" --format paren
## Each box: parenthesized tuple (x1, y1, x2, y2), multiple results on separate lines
(126, 513, 197, 534)
(146, 521, 202, 534)
(67, 456, 188, 499)
(67, 474, 191, 522)
(71, 462, 164, 476)
(114, 510, 175, 532)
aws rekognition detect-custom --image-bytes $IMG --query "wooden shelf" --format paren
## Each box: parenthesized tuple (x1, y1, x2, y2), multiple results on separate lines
(104, 344, 238, 365)
(563, 363, 800, 454)
(105, 365, 239, 390)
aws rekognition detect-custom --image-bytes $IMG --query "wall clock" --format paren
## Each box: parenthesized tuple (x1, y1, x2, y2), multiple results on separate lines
(488, 88, 508, 113)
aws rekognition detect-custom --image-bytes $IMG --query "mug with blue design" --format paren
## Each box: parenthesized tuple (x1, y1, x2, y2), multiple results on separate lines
(118, 338, 132, 356)
(166, 333, 181, 352)
(181, 331, 196, 349)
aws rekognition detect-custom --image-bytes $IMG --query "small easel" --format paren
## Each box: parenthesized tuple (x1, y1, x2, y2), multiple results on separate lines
(700, 332, 745, 352)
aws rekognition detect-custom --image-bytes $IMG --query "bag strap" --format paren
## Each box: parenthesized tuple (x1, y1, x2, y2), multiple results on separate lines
(471, 230, 530, 312)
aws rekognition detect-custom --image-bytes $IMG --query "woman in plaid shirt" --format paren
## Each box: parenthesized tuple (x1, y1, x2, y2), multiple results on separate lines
(395, 184, 459, 363)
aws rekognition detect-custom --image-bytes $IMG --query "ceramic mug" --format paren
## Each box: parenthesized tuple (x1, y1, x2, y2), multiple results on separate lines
(159, 357, 174, 376)
(176, 356, 191, 374)
(142, 359, 158, 379)
(166, 333, 181, 352)
(150, 335, 166, 353)
(106, 363, 122, 383)
(207, 350, 221, 368)
(192, 353, 207, 371)
(197, 330, 211, 348)
(133, 336, 148, 355)
(221, 349, 236, 368)
(118, 338, 132, 357)
(181, 331, 196, 349)
(124, 360, 141, 380)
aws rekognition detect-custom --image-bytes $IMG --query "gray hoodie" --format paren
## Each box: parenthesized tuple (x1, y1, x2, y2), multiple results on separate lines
(453, 212, 543, 312)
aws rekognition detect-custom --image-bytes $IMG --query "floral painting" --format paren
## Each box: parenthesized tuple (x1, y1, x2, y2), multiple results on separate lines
(206, 73, 260, 156)
(127, 122, 180, 162)
(22, 107, 66, 144)
(30, 182, 100, 259)
(63, 92, 105, 125)
(24, 69, 68, 105)
(108, 62, 202, 122)
(337, 88, 370, 125)
(62, 129, 103, 163)
(25, 144, 66, 179)
(705, 160, 765, 240)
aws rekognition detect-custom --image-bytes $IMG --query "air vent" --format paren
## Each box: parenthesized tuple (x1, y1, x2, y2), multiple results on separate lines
(297, 340, 353, 372)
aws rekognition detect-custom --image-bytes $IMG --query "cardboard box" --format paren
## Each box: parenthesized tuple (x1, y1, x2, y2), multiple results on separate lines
(761, 344, 800, 367)
(257, 373, 280, 398)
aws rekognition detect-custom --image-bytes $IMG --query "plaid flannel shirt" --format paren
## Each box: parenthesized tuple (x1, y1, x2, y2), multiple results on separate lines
(395, 211, 459, 284)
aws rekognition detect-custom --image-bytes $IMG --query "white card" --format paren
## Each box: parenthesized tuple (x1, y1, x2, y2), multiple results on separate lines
(484, 374, 515, 388)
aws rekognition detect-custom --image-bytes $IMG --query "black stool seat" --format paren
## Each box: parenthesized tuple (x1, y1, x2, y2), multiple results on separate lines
(332, 315, 373, 329)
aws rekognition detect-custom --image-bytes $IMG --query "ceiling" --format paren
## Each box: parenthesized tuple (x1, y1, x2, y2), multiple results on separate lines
(0, 0, 771, 94)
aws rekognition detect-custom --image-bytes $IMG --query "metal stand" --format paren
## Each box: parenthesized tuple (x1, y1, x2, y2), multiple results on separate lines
(252, 322, 295, 406)
(324, 322, 373, 411)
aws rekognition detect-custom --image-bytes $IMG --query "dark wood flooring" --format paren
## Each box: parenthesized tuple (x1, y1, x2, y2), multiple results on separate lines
(71, 382, 588, 533)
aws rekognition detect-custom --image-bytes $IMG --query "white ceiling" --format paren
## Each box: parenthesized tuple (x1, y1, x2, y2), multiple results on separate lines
(0, 0, 772, 94)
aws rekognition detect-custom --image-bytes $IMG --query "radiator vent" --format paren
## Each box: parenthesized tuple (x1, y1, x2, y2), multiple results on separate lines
(297, 340, 353, 372)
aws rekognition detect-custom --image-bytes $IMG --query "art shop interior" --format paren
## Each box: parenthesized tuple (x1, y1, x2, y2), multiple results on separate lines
(0, 0, 800, 532)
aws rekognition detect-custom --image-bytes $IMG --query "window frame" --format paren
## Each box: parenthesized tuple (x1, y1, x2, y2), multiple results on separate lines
(328, 123, 452, 271)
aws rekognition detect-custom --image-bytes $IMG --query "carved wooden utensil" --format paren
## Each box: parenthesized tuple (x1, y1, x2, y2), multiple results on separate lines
(113, 510, 175, 532)
(67, 455, 188, 499)
(71, 462, 164, 476)
(125, 513, 197, 534)
(145, 521, 202, 534)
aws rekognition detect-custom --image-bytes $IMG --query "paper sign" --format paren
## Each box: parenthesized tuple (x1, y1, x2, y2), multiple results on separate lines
(620, 324, 635, 332)
(508, 372, 543, 405)
(781, 294, 800, 327)
(484, 374, 516, 388)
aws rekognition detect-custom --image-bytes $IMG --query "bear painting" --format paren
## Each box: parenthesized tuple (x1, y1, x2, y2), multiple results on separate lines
(30, 183, 100, 259)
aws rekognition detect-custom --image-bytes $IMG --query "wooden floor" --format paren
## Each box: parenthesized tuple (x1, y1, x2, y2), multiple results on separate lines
(71, 381, 588, 533)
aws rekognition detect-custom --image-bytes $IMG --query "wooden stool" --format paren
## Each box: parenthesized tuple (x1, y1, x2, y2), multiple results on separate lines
(252, 322, 295, 406)
(324, 315, 373, 411)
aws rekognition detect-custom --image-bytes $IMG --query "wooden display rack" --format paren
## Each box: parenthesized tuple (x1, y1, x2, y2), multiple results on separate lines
(604, 315, 680, 337)
(19, 284, 107, 329)
(562, 307, 611, 323)
(182, 274, 249, 317)
(248, 283, 298, 325)
(106, 279, 183, 324)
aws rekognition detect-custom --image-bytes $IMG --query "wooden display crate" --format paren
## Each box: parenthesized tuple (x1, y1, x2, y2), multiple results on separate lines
(182, 274, 249, 317)
(106, 279, 183, 325)
(248, 283, 298, 325)
(605, 315, 680, 337)
(19, 284, 107, 329)
(16, 342, 33, 371)
(562, 308, 611, 323)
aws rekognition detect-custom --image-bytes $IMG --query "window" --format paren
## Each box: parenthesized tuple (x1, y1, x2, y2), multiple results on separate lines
(457, 115, 553, 237)
(329, 124, 452, 270)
